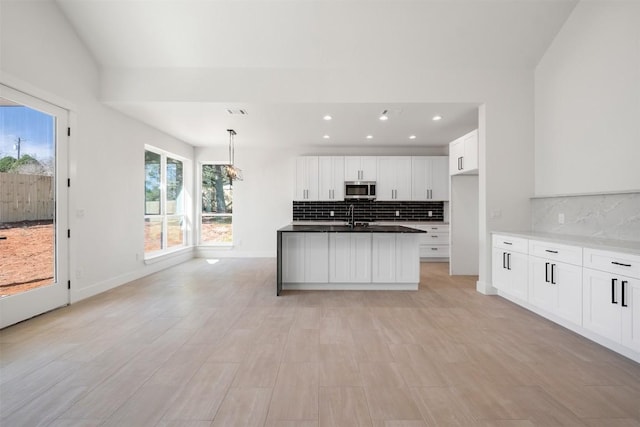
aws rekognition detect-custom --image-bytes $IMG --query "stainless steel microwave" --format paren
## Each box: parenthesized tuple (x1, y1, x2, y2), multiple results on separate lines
(344, 181, 376, 200)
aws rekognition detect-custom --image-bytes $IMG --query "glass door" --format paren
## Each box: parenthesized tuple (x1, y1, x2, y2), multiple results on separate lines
(0, 85, 69, 328)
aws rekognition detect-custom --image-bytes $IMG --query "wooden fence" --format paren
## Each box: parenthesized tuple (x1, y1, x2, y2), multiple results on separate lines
(0, 173, 54, 223)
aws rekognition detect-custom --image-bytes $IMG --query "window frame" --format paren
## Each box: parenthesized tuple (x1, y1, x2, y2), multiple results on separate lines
(198, 161, 233, 247)
(144, 145, 187, 257)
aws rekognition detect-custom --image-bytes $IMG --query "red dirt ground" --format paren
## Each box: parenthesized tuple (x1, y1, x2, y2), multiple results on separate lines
(0, 221, 54, 297)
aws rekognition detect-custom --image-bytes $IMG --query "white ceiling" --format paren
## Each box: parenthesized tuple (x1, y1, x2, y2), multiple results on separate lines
(55, 0, 578, 148)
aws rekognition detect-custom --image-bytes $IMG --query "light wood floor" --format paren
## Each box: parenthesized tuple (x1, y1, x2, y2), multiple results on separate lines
(1, 259, 640, 427)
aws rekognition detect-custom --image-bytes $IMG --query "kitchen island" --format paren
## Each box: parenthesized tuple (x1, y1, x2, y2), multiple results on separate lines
(276, 224, 425, 295)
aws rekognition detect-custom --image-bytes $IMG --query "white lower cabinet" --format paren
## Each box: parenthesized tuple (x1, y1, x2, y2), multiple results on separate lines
(329, 233, 372, 283)
(583, 268, 640, 353)
(492, 235, 529, 301)
(396, 234, 420, 283)
(282, 233, 305, 283)
(372, 234, 396, 283)
(282, 233, 328, 283)
(493, 233, 640, 362)
(372, 234, 420, 283)
(529, 256, 582, 325)
(304, 233, 329, 283)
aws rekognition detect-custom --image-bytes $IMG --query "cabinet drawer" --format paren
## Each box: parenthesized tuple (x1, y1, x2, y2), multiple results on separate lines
(421, 232, 449, 245)
(493, 234, 528, 254)
(420, 245, 450, 258)
(583, 248, 640, 279)
(529, 240, 582, 266)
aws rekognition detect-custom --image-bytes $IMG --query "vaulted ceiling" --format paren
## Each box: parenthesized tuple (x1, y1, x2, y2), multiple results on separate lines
(56, 0, 578, 147)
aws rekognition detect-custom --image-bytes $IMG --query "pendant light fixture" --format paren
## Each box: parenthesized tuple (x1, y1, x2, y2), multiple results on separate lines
(225, 129, 243, 181)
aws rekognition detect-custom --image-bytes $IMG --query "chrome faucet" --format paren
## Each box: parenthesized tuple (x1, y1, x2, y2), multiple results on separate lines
(347, 204, 355, 228)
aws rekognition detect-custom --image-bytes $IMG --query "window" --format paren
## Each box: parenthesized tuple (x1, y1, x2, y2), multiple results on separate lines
(201, 163, 232, 245)
(145, 147, 185, 254)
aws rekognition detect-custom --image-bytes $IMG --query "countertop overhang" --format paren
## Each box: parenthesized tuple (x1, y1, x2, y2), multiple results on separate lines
(278, 224, 426, 233)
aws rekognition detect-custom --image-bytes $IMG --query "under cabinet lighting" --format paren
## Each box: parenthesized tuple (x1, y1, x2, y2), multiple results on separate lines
(366, 135, 373, 139)
(323, 135, 330, 139)
(432, 115, 442, 121)
(323, 115, 332, 121)
(409, 135, 417, 140)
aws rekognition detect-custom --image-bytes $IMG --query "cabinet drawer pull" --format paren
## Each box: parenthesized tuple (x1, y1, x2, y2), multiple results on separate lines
(611, 278, 618, 304)
(431, 235, 438, 238)
(611, 261, 632, 267)
(545, 249, 558, 254)
(431, 247, 438, 251)
(545, 262, 550, 283)
(503, 241, 513, 245)
(622, 280, 628, 307)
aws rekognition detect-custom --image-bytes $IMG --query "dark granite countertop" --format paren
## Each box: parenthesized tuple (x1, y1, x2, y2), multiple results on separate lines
(277, 224, 426, 233)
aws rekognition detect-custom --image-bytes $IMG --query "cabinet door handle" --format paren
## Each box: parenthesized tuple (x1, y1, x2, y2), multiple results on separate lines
(545, 249, 558, 254)
(507, 253, 511, 270)
(551, 264, 556, 284)
(622, 280, 628, 307)
(503, 252, 507, 269)
(461, 156, 464, 170)
(545, 262, 550, 283)
(612, 278, 618, 304)
(612, 261, 632, 267)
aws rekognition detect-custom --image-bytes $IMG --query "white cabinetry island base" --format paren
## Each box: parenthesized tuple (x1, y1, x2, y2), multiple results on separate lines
(276, 225, 424, 295)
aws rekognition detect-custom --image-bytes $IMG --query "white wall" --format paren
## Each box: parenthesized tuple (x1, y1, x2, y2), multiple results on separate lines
(450, 175, 479, 275)
(1, 0, 195, 302)
(535, 0, 640, 196)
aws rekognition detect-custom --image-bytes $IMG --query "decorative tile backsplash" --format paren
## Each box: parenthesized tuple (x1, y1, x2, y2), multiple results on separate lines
(531, 192, 640, 242)
(293, 200, 444, 222)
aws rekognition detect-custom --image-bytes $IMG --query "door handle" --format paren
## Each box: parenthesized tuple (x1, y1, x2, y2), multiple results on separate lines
(551, 263, 556, 284)
(507, 253, 511, 270)
(545, 262, 550, 283)
(612, 278, 618, 304)
(622, 281, 628, 307)
(503, 252, 507, 269)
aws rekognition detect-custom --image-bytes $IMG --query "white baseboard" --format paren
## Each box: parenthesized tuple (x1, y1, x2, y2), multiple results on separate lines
(476, 280, 498, 295)
(70, 249, 195, 303)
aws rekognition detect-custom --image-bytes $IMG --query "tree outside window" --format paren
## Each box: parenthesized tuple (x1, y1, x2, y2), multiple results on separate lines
(201, 164, 232, 244)
(144, 148, 185, 254)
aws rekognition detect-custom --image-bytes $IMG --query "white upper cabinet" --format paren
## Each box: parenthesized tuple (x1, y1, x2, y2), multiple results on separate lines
(376, 157, 412, 201)
(345, 156, 377, 181)
(295, 156, 319, 201)
(411, 156, 449, 201)
(318, 156, 344, 201)
(449, 129, 478, 175)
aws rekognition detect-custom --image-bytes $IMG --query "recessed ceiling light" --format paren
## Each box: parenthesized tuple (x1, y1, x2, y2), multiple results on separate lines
(379, 109, 389, 121)
(323, 115, 332, 121)
(409, 135, 417, 140)
(432, 115, 442, 121)
(366, 135, 373, 139)
(323, 135, 330, 139)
